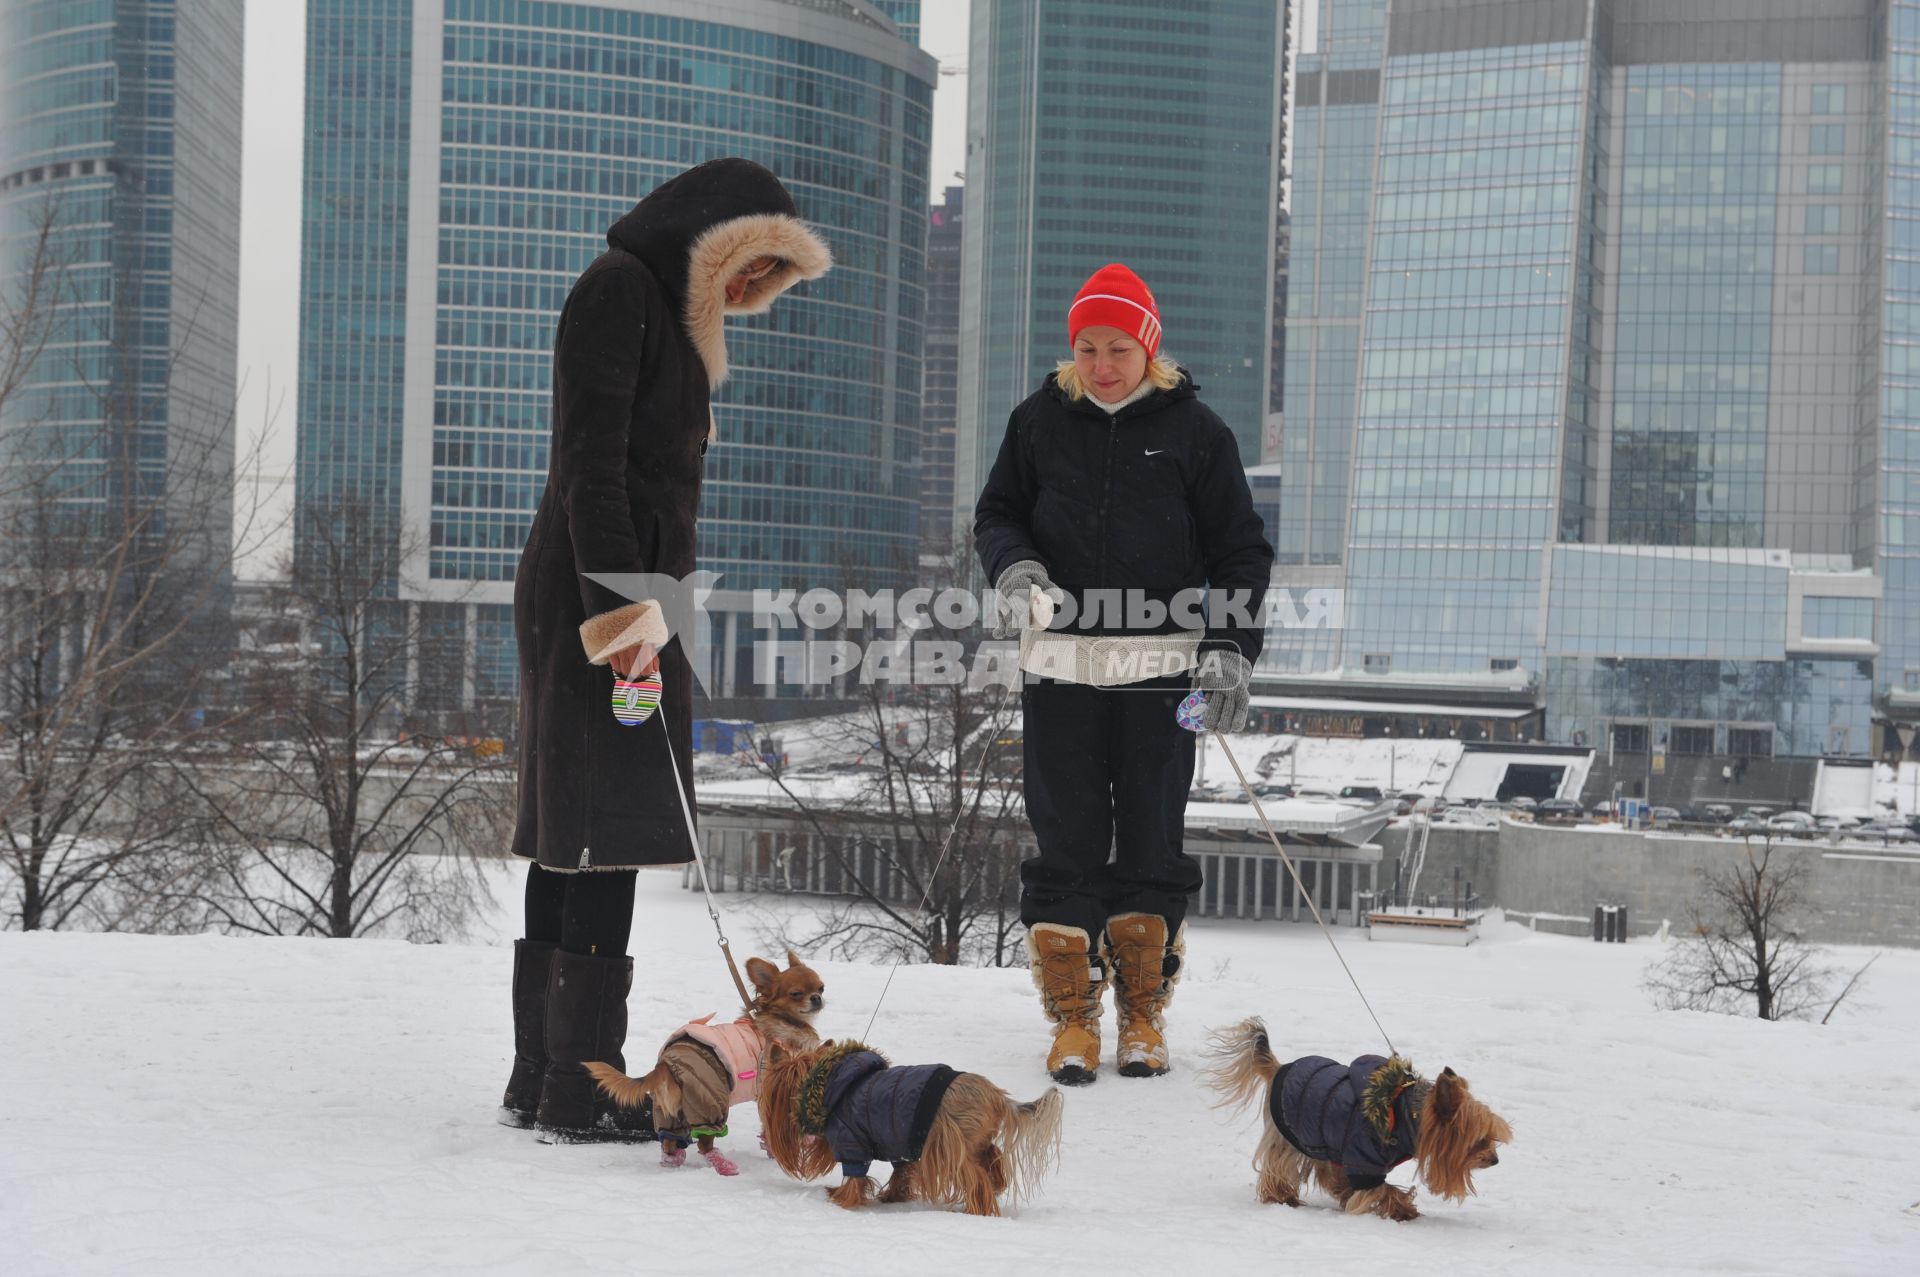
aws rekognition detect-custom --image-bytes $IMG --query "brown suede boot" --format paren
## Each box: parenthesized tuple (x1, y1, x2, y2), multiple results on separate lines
(1106, 913, 1185, 1077)
(1027, 923, 1108, 1086)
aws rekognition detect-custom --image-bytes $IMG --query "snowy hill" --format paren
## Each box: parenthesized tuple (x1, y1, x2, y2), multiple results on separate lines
(6, 871, 1917, 1274)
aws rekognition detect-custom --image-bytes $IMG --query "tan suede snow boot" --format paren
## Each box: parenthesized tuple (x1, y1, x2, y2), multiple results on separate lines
(1027, 923, 1108, 1086)
(1106, 913, 1184, 1077)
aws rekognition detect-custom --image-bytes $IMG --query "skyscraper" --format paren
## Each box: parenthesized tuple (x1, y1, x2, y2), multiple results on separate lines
(297, 0, 935, 706)
(922, 184, 963, 547)
(1281, 0, 1911, 762)
(957, 0, 1291, 523)
(0, 0, 244, 556)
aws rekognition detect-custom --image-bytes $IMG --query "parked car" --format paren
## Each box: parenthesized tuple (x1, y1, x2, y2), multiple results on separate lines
(1251, 783, 1295, 800)
(1767, 810, 1816, 830)
(1339, 784, 1384, 802)
(1700, 803, 1735, 823)
(1508, 795, 1538, 811)
(1295, 788, 1339, 803)
(1189, 782, 1226, 803)
(1536, 798, 1584, 822)
(1743, 805, 1776, 821)
(1817, 815, 1862, 832)
(1651, 806, 1682, 825)
(1413, 795, 1449, 815)
(1855, 821, 1916, 843)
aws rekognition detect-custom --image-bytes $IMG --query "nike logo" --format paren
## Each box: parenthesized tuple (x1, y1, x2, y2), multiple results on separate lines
(1145, 449, 1165, 456)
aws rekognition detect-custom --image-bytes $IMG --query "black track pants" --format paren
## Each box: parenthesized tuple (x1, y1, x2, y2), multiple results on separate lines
(1018, 673, 1200, 937)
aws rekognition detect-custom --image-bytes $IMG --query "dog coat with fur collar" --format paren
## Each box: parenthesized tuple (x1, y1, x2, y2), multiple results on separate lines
(809, 1049, 959, 1179)
(1270, 1054, 1426, 1191)
(666, 1014, 763, 1107)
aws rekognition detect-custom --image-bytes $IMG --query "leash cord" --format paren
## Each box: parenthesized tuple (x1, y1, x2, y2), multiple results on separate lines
(1210, 729, 1398, 1057)
(860, 681, 1011, 1041)
(658, 703, 756, 1013)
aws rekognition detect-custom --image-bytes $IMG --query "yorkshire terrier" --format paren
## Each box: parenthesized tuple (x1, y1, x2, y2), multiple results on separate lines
(586, 952, 824, 1175)
(1202, 1017, 1511, 1222)
(757, 1039, 1064, 1216)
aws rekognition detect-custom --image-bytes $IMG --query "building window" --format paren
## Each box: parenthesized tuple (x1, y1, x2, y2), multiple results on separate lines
(1490, 657, 1517, 672)
(1805, 244, 1841, 275)
(1363, 653, 1391, 673)
(1812, 84, 1846, 114)
(1810, 123, 1845, 155)
(1728, 727, 1774, 759)
(1612, 723, 1648, 753)
(1671, 725, 1715, 756)
(1808, 164, 1843, 194)
(1803, 596, 1873, 640)
(1806, 205, 1841, 234)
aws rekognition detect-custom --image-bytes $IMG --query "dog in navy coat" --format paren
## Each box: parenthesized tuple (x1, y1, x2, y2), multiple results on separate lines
(1203, 1018, 1512, 1221)
(757, 1039, 1063, 1216)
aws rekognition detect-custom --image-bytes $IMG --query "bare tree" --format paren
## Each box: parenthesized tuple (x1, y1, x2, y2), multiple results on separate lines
(745, 538, 1027, 966)
(0, 199, 265, 931)
(169, 499, 510, 939)
(1645, 837, 1832, 1021)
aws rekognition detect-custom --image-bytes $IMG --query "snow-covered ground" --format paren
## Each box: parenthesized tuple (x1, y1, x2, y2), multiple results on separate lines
(6, 867, 1918, 1275)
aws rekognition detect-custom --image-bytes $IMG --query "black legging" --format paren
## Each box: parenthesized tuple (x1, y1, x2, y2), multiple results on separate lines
(524, 863, 638, 957)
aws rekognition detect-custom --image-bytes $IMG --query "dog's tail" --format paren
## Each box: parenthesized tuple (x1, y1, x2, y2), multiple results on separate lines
(1000, 1087, 1065, 1204)
(1199, 1016, 1283, 1114)
(584, 1059, 669, 1111)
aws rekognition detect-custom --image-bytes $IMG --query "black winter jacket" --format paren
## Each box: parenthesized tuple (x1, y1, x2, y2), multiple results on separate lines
(1270, 1055, 1424, 1190)
(820, 1052, 959, 1177)
(973, 375, 1274, 662)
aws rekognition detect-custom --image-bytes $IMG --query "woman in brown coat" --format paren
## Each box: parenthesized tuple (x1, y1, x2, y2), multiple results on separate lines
(500, 159, 830, 1141)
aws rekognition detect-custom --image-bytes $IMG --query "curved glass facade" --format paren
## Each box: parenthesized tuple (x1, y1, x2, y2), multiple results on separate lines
(299, 0, 933, 703)
(427, 1, 932, 595)
(1, 0, 241, 541)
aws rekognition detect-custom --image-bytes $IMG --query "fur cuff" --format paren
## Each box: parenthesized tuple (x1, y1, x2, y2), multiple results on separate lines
(579, 600, 668, 665)
(684, 213, 833, 386)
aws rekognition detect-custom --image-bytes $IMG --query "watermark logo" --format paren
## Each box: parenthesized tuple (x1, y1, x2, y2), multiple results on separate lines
(578, 574, 1341, 690)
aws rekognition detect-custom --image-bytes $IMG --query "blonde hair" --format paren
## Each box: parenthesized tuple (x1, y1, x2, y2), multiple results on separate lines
(1054, 353, 1183, 402)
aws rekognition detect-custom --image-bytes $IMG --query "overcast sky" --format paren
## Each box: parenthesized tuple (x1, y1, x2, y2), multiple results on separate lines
(234, 0, 972, 516)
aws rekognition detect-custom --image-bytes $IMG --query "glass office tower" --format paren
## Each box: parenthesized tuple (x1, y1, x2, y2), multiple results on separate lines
(0, 0, 243, 559)
(1271, 0, 1908, 759)
(957, 0, 1290, 522)
(298, 0, 934, 705)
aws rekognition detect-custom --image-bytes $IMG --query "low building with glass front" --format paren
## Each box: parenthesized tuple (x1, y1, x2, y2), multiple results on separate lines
(298, 0, 933, 710)
(1270, 0, 1920, 765)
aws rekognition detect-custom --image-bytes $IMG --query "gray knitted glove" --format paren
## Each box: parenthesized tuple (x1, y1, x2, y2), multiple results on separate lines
(1193, 650, 1254, 733)
(990, 560, 1064, 639)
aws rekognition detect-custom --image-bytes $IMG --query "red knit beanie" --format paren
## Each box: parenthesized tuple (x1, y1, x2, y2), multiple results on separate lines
(1068, 263, 1163, 359)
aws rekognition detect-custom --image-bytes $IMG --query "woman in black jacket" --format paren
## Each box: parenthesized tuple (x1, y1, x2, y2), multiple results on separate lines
(501, 159, 830, 1140)
(974, 263, 1273, 1087)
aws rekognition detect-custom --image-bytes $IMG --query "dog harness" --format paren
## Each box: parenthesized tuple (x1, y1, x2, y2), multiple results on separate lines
(1270, 1054, 1427, 1191)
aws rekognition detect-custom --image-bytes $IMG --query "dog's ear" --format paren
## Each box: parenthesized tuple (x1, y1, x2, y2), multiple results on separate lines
(787, 949, 803, 969)
(1433, 1068, 1465, 1122)
(746, 957, 779, 995)
(766, 1040, 792, 1063)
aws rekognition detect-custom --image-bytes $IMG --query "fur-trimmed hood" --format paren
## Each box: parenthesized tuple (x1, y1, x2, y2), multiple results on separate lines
(605, 157, 832, 388)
